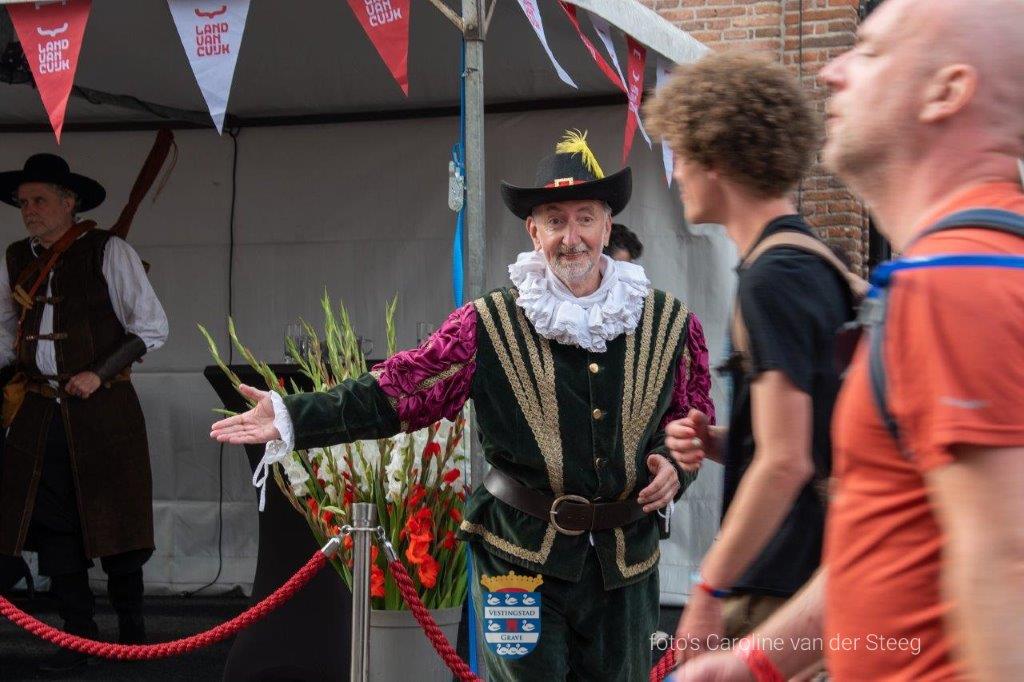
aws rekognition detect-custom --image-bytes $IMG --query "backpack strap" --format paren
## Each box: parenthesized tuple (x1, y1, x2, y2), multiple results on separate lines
(732, 231, 867, 372)
(868, 208, 1024, 454)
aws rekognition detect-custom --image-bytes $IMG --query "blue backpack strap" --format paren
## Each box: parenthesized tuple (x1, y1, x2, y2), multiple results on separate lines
(916, 208, 1024, 241)
(869, 208, 1024, 455)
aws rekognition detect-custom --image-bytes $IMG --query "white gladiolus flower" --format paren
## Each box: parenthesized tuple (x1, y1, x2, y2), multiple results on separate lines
(327, 445, 350, 475)
(282, 454, 310, 496)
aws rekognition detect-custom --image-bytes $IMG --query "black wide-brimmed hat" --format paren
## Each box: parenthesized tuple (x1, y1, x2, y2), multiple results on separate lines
(501, 130, 631, 220)
(0, 154, 106, 212)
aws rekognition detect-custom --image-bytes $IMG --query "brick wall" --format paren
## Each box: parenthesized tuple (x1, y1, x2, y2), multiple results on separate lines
(641, 0, 870, 272)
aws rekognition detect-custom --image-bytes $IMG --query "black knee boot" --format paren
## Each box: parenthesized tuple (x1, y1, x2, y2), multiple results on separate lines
(40, 570, 98, 672)
(109, 568, 146, 644)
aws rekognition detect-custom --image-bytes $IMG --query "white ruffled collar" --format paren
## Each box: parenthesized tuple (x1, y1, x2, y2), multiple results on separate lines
(507, 250, 651, 353)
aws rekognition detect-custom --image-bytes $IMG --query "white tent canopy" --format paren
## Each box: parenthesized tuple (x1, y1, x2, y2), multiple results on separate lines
(0, 0, 731, 606)
(0, 0, 707, 127)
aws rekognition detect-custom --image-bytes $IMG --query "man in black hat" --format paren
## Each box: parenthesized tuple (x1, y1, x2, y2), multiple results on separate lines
(211, 130, 716, 680)
(0, 153, 168, 672)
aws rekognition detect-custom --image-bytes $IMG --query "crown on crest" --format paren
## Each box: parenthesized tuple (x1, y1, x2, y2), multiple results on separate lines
(480, 571, 544, 592)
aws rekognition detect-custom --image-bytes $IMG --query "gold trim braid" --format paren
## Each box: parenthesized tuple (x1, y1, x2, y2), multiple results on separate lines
(620, 295, 688, 499)
(461, 520, 558, 565)
(614, 527, 661, 578)
(475, 293, 565, 496)
(620, 292, 658, 498)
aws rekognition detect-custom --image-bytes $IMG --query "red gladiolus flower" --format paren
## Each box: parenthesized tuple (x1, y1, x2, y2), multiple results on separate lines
(277, 376, 285, 389)
(442, 530, 457, 551)
(403, 507, 434, 565)
(408, 484, 427, 508)
(422, 442, 441, 461)
(306, 498, 319, 517)
(321, 510, 334, 525)
(343, 535, 353, 551)
(448, 507, 462, 523)
(418, 555, 440, 588)
(405, 533, 432, 565)
(370, 565, 385, 598)
(443, 468, 460, 485)
(343, 489, 354, 506)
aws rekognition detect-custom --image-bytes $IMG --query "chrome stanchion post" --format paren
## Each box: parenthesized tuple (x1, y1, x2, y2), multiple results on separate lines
(350, 503, 377, 682)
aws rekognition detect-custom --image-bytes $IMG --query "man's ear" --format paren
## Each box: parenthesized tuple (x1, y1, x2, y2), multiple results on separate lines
(920, 63, 977, 124)
(525, 215, 542, 251)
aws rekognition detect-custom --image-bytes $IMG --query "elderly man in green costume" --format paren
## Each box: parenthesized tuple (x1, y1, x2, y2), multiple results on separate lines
(212, 131, 714, 681)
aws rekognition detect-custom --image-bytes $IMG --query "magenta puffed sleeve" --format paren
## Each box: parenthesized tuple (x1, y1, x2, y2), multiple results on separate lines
(660, 312, 716, 428)
(371, 302, 477, 432)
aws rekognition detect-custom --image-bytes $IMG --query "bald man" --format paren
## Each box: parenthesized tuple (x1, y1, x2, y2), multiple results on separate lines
(671, 1, 1024, 680)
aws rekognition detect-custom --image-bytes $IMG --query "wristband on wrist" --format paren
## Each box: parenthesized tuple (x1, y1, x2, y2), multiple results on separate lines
(733, 637, 785, 682)
(691, 572, 732, 599)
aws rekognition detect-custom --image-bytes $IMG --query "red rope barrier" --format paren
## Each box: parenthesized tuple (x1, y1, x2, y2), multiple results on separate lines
(0, 549, 328, 660)
(650, 649, 676, 682)
(387, 558, 481, 682)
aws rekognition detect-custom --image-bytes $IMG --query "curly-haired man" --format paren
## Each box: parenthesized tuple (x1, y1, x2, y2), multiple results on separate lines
(645, 52, 857, 664)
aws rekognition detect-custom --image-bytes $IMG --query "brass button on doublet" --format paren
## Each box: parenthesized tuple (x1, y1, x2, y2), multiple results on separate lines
(589, 363, 600, 374)
(592, 408, 604, 420)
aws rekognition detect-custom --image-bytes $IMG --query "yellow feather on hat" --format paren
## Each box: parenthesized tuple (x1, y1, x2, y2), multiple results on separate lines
(555, 130, 605, 179)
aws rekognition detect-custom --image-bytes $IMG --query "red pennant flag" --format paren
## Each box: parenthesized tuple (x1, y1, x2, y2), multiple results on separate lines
(346, 0, 411, 96)
(7, 0, 92, 142)
(559, 2, 624, 93)
(622, 36, 647, 165)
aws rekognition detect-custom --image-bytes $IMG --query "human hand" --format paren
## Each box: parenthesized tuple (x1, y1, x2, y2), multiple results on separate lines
(638, 454, 680, 513)
(64, 371, 102, 399)
(210, 384, 281, 444)
(666, 409, 713, 471)
(670, 650, 753, 681)
(673, 589, 726, 665)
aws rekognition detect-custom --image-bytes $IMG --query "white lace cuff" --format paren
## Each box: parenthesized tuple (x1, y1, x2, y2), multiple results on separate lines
(270, 391, 295, 452)
(250, 392, 296, 512)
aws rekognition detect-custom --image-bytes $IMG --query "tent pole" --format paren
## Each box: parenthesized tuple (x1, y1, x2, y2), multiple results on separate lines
(462, 1, 487, 491)
(463, 0, 485, 305)
(462, 2, 488, 678)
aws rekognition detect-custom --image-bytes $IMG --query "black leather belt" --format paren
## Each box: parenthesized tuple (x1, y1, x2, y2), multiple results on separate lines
(483, 468, 646, 536)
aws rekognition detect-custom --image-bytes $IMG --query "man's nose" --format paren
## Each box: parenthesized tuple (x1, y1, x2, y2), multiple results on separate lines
(563, 224, 582, 246)
(819, 51, 847, 89)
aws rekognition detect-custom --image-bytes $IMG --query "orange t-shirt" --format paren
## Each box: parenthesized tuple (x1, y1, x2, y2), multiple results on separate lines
(825, 182, 1024, 681)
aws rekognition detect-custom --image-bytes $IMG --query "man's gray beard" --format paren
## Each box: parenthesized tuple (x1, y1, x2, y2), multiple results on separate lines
(549, 253, 596, 288)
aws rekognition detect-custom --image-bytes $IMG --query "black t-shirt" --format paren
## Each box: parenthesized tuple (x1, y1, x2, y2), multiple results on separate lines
(722, 215, 854, 597)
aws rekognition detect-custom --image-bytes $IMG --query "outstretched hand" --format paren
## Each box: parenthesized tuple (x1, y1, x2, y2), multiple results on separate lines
(210, 384, 281, 445)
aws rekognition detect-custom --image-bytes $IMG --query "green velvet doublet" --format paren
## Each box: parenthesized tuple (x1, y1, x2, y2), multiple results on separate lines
(283, 287, 697, 589)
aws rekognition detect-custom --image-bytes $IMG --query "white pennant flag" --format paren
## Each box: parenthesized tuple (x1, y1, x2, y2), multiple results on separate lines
(168, 0, 251, 133)
(515, 0, 577, 89)
(657, 57, 675, 186)
(589, 13, 650, 147)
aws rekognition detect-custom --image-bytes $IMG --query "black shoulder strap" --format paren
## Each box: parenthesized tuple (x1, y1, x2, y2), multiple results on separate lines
(870, 208, 1024, 454)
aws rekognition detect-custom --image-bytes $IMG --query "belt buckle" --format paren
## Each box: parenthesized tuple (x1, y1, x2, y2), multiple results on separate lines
(549, 494, 589, 536)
